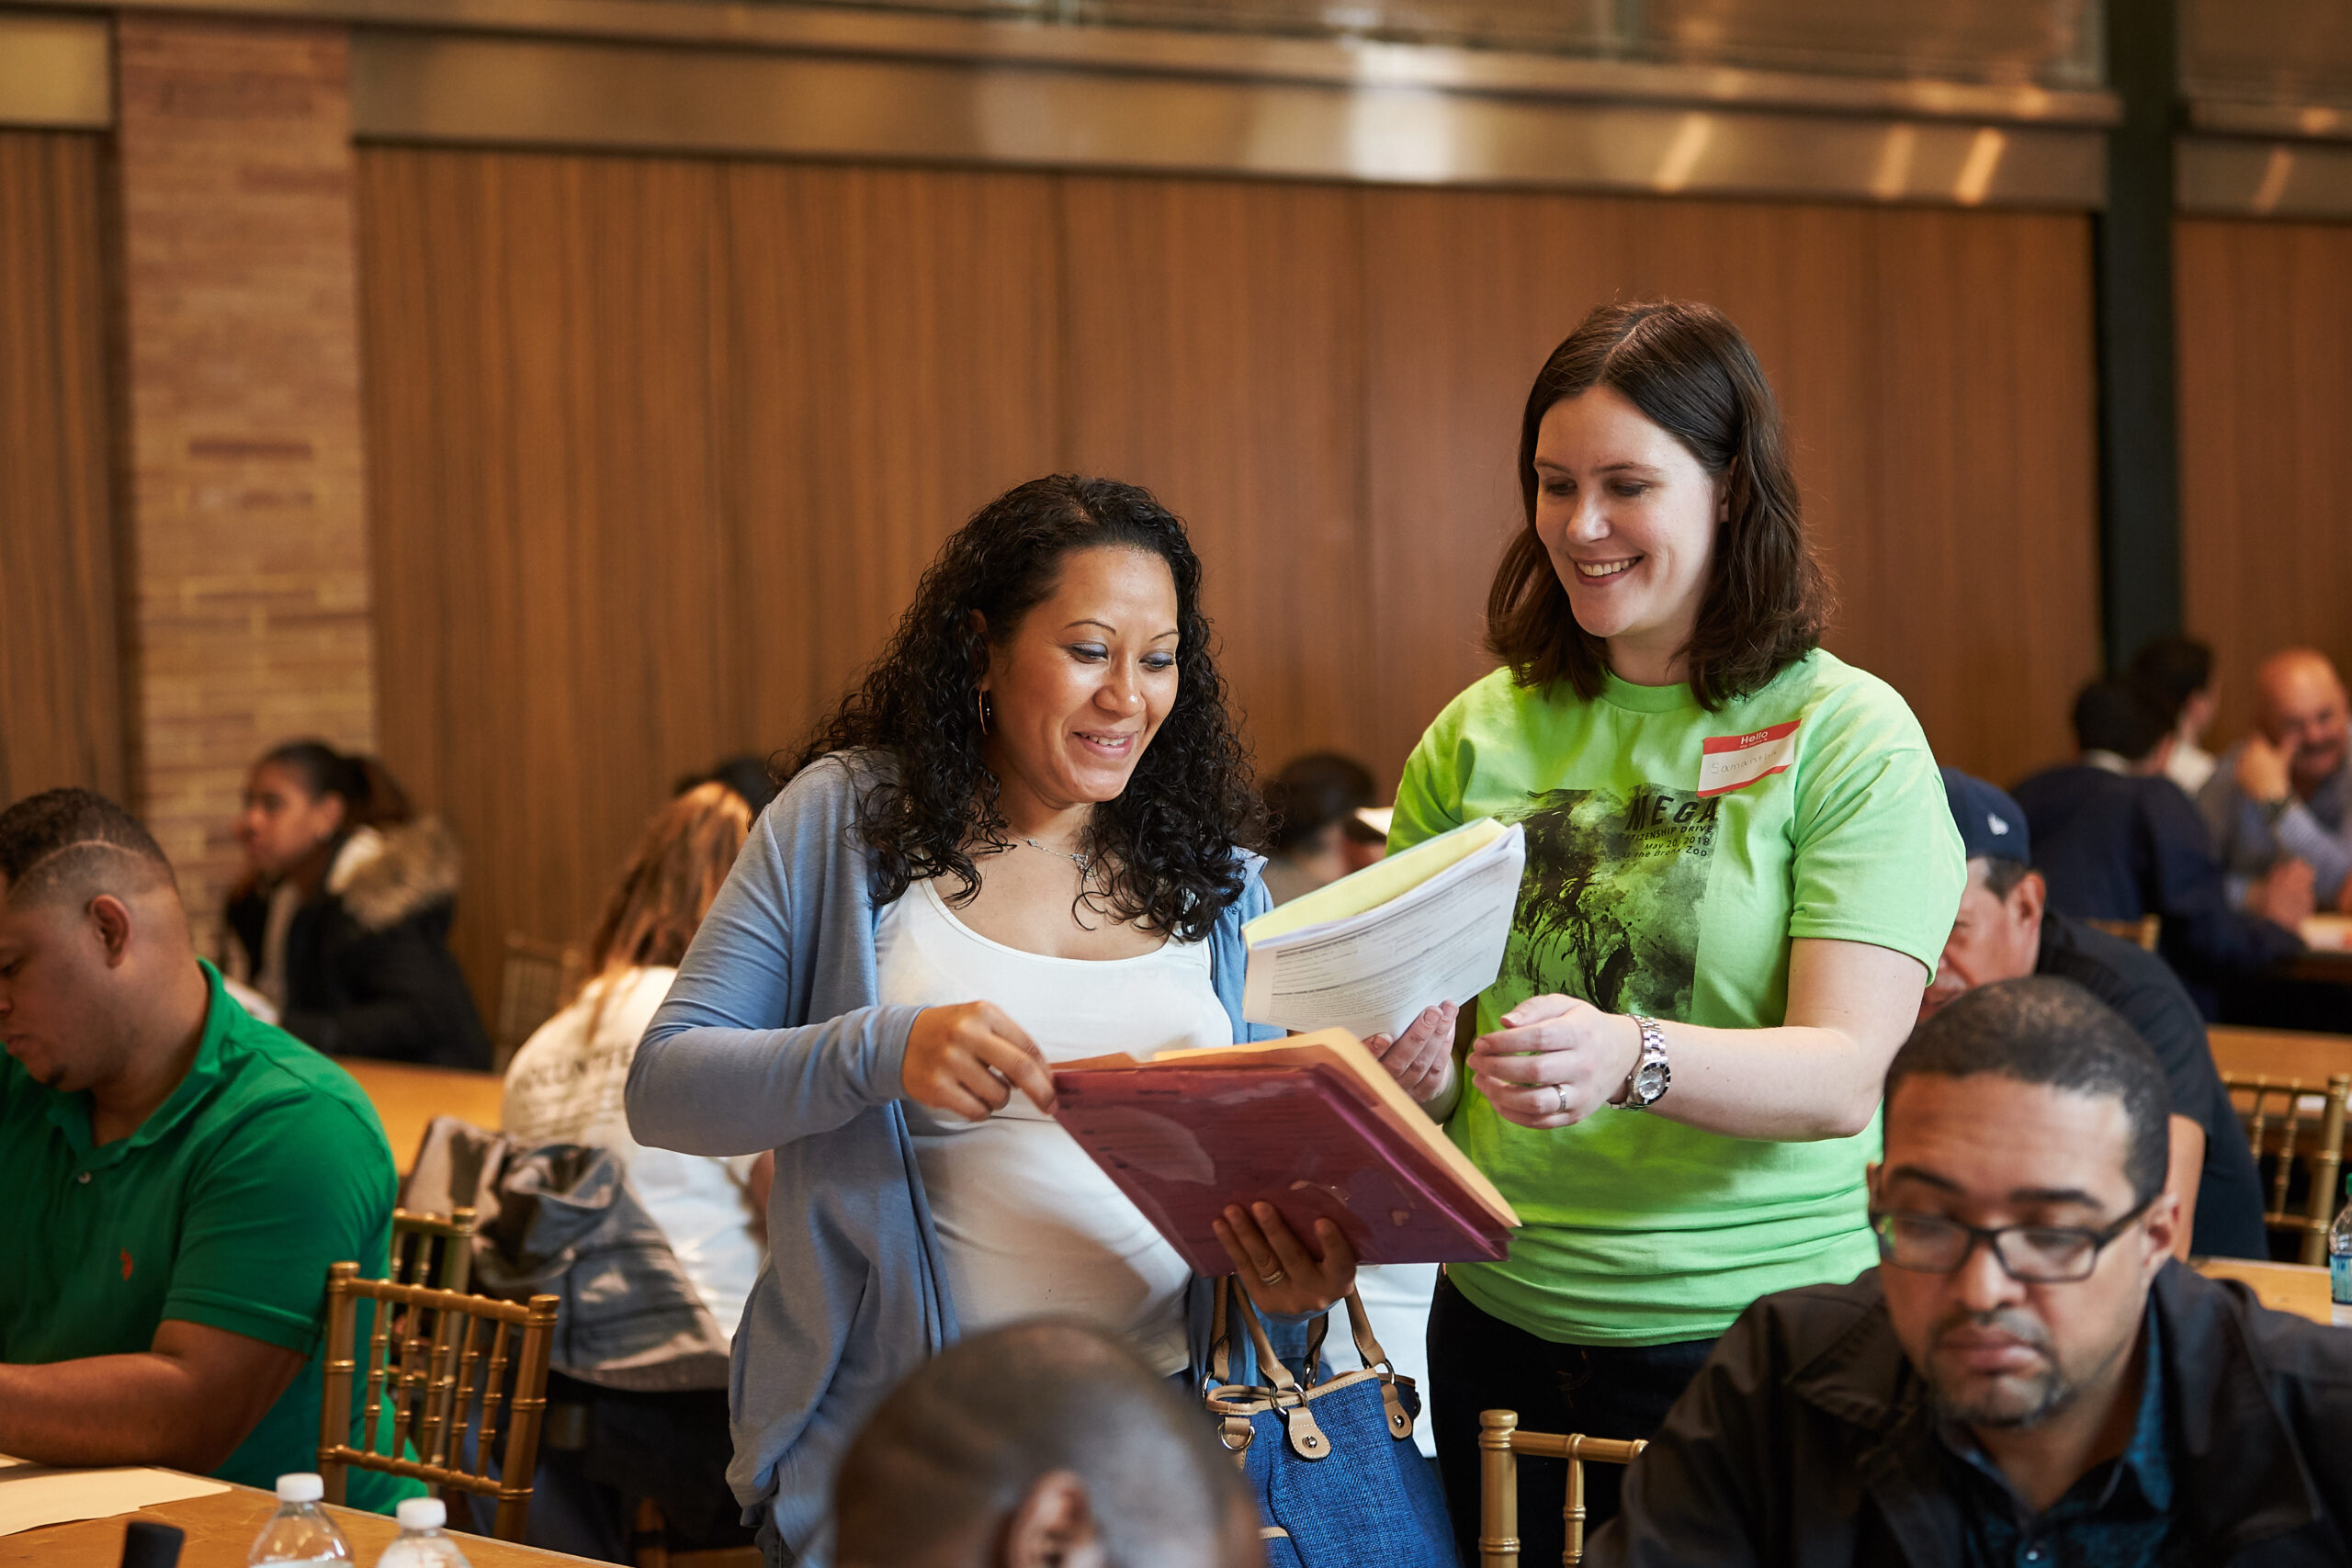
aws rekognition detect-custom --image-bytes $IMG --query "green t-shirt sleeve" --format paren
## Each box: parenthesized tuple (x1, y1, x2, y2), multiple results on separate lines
(164, 1093, 396, 1355)
(1391, 693, 1475, 854)
(1783, 682, 1966, 978)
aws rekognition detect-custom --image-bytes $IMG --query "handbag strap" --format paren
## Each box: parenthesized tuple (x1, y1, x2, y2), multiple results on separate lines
(1225, 1283, 1332, 1461)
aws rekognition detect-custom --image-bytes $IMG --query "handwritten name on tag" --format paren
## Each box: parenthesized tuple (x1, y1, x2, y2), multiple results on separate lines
(1697, 719, 1800, 797)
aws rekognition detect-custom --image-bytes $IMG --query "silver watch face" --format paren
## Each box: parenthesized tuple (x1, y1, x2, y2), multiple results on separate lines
(1632, 1058, 1670, 1103)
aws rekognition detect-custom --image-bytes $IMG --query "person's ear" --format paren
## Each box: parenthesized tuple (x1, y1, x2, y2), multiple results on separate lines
(88, 894, 135, 967)
(2138, 1189, 2182, 1278)
(2009, 871, 2046, 932)
(967, 610, 994, 694)
(1864, 1159, 1883, 1207)
(1001, 1472, 1104, 1568)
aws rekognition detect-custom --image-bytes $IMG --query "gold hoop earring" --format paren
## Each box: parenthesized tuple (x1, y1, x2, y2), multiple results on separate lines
(976, 691, 991, 735)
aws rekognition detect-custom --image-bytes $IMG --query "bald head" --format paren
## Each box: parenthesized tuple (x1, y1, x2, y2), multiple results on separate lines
(834, 1321, 1261, 1568)
(2254, 649, 2350, 793)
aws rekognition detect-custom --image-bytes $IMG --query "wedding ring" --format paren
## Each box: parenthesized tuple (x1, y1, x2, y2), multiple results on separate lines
(1259, 1268, 1288, 1286)
(1553, 1083, 1571, 1116)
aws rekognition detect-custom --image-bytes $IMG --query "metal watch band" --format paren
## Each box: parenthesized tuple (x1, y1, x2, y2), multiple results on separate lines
(1617, 1012, 1670, 1111)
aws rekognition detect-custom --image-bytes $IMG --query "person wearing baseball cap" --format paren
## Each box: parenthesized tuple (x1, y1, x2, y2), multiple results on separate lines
(1927, 767, 2265, 1259)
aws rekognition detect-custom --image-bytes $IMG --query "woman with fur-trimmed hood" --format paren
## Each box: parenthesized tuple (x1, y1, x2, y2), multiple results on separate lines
(225, 741, 492, 1070)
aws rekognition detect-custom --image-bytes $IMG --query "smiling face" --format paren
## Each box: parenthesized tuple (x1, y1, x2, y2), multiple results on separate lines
(2257, 651, 2351, 795)
(978, 546, 1182, 818)
(234, 761, 345, 880)
(1532, 386, 1727, 685)
(1872, 1074, 2172, 1431)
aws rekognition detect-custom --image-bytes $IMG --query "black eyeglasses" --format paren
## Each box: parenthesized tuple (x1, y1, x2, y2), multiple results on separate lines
(1868, 1200, 2153, 1284)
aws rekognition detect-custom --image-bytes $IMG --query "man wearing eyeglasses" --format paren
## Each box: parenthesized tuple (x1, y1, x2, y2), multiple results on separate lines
(1589, 976, 2352, 1567)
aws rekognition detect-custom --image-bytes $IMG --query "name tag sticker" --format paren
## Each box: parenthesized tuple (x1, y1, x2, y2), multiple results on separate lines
(1697, 719, 1801, 797)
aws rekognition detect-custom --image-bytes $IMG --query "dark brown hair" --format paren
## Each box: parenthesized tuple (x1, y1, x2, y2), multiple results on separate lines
(1487, 299, 1830, 708)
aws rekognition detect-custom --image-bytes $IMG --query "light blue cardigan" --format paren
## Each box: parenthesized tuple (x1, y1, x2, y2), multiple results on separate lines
(626, 752, 1283, 1562)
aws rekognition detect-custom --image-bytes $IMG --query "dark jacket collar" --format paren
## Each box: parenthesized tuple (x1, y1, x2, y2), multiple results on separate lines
(1782, 1265, 2322, 1562)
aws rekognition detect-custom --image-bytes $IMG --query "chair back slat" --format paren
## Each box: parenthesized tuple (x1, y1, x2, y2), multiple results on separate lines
(318, 1262, 560, 1541)
(1477, 1409, 1645, 1568)
(390, 1207, 477, 1295)
(2223, 1071, 2352, 1266)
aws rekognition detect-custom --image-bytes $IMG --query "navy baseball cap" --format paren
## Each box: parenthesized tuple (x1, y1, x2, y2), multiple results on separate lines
(1940, 767, 2030, 864)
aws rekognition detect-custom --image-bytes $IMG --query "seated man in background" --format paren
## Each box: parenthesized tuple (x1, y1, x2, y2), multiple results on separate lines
(1259, 751, 1388, 908)
(2014, 678, 2304, 1012)
(1591, 977, 2352, 1566)
(2202, 647, 2352, 915)
(2128, 634, 2221, 797)
(0, 789, 417, 1510)
(1927, 770, 2266, 1259)
(833, 1320, 1262, 1568)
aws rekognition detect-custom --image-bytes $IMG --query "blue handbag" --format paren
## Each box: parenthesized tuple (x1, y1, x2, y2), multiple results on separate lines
(1205, 1283, 1456, 1568)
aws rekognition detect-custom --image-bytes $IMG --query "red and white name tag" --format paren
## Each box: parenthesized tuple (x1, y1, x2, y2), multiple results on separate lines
(1697, 719, 1801, 797)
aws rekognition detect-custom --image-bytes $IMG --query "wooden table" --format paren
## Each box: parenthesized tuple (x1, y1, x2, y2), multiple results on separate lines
(2209, 1024, 2352, 1086)
(339, 1059, 505, 1174)
(2193, 1257, 2342, 1326)
(0, 1476, 603, 1566)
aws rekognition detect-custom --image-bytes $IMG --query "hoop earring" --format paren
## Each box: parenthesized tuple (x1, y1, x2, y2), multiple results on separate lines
(976, 691, 991, 735)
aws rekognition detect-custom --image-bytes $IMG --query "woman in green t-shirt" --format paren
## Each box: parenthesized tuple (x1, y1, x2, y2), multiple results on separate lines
(1369, 300, 1964, 1558)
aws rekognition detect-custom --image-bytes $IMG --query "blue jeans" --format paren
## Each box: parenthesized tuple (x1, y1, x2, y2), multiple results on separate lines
(1428, 1269, 1716, 1568)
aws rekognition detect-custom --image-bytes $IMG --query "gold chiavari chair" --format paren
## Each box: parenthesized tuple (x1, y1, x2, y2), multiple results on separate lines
(1478, 1409, 1646, 1568)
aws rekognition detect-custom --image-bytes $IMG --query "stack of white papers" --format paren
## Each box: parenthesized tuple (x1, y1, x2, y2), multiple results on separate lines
(1243, 817, 1527, 1041)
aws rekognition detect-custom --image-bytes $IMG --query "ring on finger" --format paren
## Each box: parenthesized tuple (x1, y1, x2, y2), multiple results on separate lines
(1553, 1083, 1571, 1116)
(1258, 1268, 1288, 1286)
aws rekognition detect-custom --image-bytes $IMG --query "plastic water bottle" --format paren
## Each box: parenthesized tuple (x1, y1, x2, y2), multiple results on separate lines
(373, 1498, 471, 1568)
(2329, 1173, 2352, 1329)
(248, 1474, 351, 1564)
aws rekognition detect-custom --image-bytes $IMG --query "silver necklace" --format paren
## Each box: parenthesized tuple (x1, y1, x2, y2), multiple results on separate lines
(1021, 835, 1092, 873)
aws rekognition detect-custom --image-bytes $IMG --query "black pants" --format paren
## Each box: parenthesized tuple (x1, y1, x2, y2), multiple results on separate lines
(1428, 1270, 1715, 1568)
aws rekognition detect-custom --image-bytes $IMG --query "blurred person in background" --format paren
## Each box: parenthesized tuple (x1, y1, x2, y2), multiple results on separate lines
(1368, 300, 1966, 1559)
(2013, 679, 2303, 1017)
(1259, 751, 1387, 906)
(1923, 769, 2265, 1260)
(504, 781, 769, 1338)
(626, 476, 1356, 1567)
(677, 755, 782, 819)
(500, 780, 765, 1560)
(225, 741, 490, 1069)
(2128, 634, 2220, 797)
(2201, 648, 2352, 916)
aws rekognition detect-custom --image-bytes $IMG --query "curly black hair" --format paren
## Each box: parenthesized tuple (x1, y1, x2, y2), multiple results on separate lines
(792, 474, 1263, 942)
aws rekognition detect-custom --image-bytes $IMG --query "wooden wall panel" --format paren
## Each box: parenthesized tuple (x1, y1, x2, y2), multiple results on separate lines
(360, 149, 1062, 996)
(363, 150, 2104, 1000)
(0, 130, 122, 806)
(1362, 191, 2101, 788)
(2177, 218, 2352, 747)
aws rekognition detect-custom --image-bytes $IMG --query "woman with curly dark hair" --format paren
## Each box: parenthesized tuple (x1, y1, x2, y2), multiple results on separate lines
(627, 475, 1357, 1565)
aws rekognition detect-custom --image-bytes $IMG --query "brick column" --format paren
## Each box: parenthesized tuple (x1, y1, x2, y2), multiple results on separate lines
(113, 17, 376, 954)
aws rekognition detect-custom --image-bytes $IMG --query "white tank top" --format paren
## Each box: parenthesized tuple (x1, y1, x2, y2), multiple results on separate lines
(876, 877, 1234, 1373)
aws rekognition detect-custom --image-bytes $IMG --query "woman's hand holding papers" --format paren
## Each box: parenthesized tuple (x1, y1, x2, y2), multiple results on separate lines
(1467, 994, 1644, 1129)
(902, 1001, 1057, 1120)
(1364, 1002, 1460, 1105)
(1214, 1202, 1361, 1316)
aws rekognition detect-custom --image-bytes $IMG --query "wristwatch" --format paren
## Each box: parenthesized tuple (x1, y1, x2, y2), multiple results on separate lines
(1617, 1014, 1671, 1111)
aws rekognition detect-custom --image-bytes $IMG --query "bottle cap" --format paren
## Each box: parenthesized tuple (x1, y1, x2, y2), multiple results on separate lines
(395, 1498, 447, 1531)
(275, 1474, 324, 1504)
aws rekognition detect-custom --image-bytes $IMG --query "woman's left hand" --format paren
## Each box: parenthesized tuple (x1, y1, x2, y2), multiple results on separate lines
(1213, 1202, 1359, 1316)
(1467, 993, 1643, 1129)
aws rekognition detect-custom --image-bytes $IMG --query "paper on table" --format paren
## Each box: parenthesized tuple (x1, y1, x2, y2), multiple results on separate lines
(0, 1455, 229, 1537)
(1242, 818, 1526, 1040)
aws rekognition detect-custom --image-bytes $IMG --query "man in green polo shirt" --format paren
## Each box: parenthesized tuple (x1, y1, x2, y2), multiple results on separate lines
(0, 787, 420, 1512)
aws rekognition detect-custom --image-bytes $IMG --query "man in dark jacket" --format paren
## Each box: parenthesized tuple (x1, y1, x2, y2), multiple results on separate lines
(2013, 679, 2303, 1014)
(1927, 769, 2267, 1259)
(1590, 977, 2352, 1567)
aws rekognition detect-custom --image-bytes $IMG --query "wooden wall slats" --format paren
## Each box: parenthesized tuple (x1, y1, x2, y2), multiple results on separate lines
(359, 147, 2104, 998)
(0, 130, 123, 807)
(2177, 218, 2352, 746)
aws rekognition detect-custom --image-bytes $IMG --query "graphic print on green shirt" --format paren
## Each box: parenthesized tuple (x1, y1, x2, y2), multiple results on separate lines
(1507, 786, 1721, 1020)
(0, 961, 424, 1513)
(1392, 652, 1966, 1347)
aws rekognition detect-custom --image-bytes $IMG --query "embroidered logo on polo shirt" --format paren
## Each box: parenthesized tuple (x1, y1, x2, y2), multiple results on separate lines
(121, 1248, 134, 1281)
